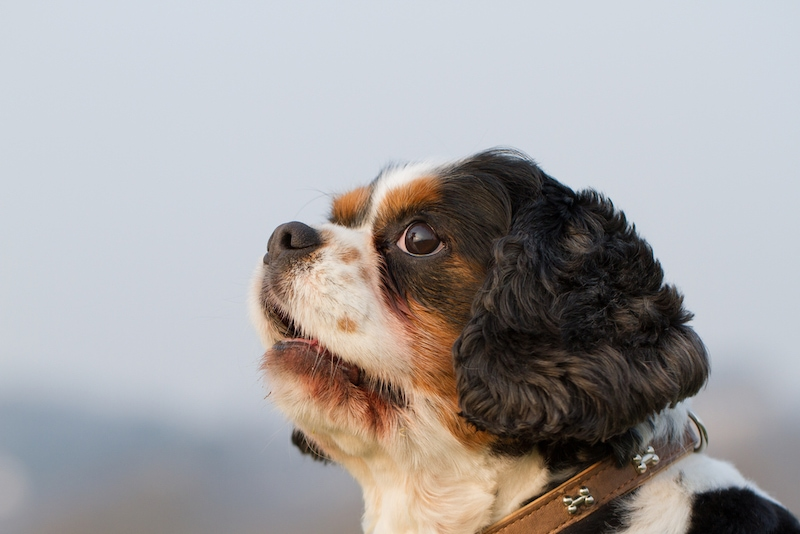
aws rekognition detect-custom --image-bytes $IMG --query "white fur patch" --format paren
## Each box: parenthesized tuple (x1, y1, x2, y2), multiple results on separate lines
(619, 453, 751, 534)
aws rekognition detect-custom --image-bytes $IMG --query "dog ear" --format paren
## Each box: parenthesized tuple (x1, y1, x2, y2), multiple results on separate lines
(453, 178, 709, 444)
(291, 428, 332, 463)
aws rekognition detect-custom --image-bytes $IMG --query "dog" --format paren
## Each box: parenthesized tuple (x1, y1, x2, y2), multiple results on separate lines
(251, 149, 799, 533)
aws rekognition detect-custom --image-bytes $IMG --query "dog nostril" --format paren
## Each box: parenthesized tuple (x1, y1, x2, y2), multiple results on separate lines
(265, 221, 322, 264)
(275, 221, 321, 250)
(280, 231, 295, 250)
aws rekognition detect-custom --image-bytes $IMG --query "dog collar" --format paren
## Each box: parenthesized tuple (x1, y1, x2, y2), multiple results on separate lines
(481, 412, 708, 534)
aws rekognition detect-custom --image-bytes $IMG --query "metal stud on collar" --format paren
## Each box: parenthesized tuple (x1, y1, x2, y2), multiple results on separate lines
(632, 446, 660, 474)
(563, 487, 594, 514)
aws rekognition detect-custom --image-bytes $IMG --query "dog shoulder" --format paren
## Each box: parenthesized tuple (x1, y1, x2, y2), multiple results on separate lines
(687, 486, 800, 534)
(608, 455, 800, 534)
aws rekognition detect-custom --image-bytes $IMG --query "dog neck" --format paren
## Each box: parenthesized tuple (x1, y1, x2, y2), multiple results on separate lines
(348, 440, 553, 534)
(327, 405, 691, 534)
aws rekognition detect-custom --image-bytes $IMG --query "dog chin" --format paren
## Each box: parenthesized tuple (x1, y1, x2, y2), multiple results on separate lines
(261, 330, 407, 445)
(264, 339, 364, 393)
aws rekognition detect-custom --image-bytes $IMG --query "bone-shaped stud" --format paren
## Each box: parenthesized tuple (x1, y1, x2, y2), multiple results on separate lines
(563, 487, 595, 514)
(632, 446, 660, 474)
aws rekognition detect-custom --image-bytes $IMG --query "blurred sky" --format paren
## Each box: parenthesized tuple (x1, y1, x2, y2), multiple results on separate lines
(1, 2, 799, 435)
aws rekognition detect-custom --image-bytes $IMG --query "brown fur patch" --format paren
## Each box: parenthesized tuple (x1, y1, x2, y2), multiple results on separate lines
(338, 247, 361, 264)
(359, 266, 372, 284)
(331, 186, 371, 227)
(337, 315, 358, 333)
(406, 300, 495, 450)
(374, 176, 441, 228)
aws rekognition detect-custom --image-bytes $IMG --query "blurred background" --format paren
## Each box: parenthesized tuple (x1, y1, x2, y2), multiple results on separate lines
(1, 2, 798, 533)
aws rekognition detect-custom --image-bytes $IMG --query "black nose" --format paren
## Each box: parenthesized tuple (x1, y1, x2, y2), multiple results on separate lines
(264, 221, 322, 265)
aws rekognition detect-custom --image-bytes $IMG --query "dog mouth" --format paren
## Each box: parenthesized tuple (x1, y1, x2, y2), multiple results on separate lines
(272, 338, 366, 387)
(265, 303, 405, 407)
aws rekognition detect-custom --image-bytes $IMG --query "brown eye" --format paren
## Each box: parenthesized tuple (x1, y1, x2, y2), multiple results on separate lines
(398, 222, 444, 256)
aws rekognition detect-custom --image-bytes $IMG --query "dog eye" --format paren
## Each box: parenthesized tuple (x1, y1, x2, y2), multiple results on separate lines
(398, 222, 444, 256)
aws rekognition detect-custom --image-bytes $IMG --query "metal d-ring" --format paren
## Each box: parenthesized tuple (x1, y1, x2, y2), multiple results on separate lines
(688, 410, 709, 453)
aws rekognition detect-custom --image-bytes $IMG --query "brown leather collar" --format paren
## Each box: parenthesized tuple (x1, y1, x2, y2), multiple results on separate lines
(481, 413, 707, 534)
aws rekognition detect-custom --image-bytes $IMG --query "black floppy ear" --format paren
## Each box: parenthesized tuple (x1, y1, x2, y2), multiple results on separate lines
(453, 178, 709, 445)
(291, 428, 332, 463)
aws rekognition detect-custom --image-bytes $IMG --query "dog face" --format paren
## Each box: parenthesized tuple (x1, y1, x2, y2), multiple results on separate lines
(251, 149, 709, 468)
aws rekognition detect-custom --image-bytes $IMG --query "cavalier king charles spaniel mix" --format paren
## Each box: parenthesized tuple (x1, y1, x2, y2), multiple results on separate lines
(251, 150, 798, 533)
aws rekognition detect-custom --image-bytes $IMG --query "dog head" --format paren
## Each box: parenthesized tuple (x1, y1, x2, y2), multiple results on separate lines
(251, 149, 708, 467)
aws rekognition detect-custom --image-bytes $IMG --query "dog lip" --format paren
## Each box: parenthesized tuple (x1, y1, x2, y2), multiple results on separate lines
(278, 337, 319, 348)
(273, 339, 363, 387)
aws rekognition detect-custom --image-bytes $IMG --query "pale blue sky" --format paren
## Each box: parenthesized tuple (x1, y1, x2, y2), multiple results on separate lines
(1, 1, 799, 433)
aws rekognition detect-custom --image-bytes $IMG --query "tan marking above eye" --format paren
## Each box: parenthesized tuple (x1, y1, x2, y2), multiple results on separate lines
(331, 186, 371, 227)
(375, 176, 441, 229)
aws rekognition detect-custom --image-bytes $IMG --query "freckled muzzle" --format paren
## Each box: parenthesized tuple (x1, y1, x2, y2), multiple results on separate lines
(258, 222, 407, 416)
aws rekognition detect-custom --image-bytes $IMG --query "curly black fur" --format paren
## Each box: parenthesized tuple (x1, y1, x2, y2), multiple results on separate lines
(452, 150, 709, 445)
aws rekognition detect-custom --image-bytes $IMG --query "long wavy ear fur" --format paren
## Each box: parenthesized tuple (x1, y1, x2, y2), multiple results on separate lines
(453, 154, 709, 445)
